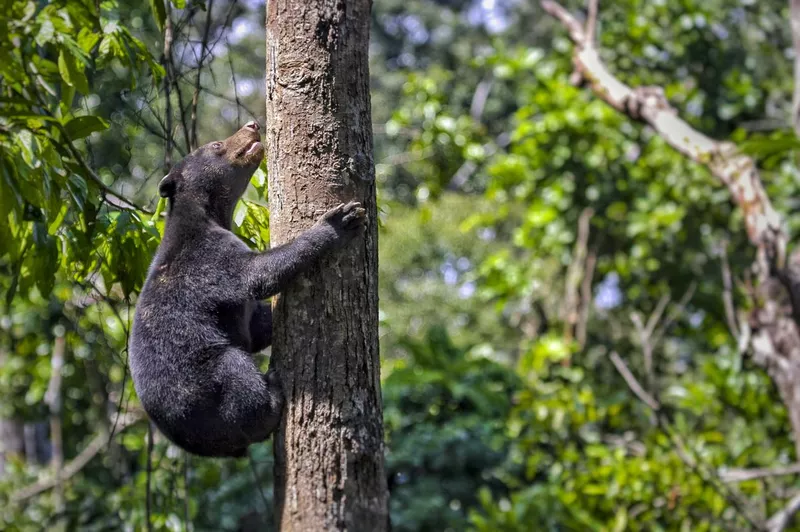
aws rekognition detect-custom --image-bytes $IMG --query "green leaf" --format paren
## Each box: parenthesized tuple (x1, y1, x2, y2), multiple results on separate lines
(58, 49, 90, 95)
(47, 204, 68, 235)
(740, 135, 800, 158)
(233, 202, 247, 228)
(150, 0, 167, 31)
(252, 166, 266, 188)
(16, 130, 37, 167)
(77, 28, 101, 54)
(31, 222, 58, 297)
(35, 18, 56, 46)
(61, 83, 76, 112)
(64, 115, 109, 140)
(171, 0, 186, 8)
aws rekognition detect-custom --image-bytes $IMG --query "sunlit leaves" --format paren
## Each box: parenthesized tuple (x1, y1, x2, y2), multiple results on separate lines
(149, 0, 167, 32)
(380, 0, 797, 529)
(91, 211, 160, 298)
(57, 48, 89, 95)
(1, 0, 164, 304)
(234, 200, 270, 251)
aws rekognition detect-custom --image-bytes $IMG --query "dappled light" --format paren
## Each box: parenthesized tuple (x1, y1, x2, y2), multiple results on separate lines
(3, 0, 800, 530)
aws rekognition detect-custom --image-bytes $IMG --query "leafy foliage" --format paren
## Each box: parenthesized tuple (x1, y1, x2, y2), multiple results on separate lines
(0, 0, 164, 304)
(384, 326, 519, 531)
(4, 0, 800, 530)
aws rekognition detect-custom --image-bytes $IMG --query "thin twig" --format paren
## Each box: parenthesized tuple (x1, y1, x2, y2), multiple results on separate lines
(719, 240, 741, 337)
(58, 123, 151, 213)
(20, 62, 149, 213)
(609, 351, 660, 410)
(379, 148, 434, 166)
(190, 0, 216, 150)
(146, 421, 154, 532)
(469, 77, 493, 121)
(163, 7, 174, 173)
(248, 453, 271, 516)
(170, 9, 195, 152)
(226, 35, 242, 128)
(184, 453, 191, 531)
(446, 132, 511, 191)
(659, 420, 765, 531)
(180, 81, 260, 122)
(630, 312, 656, 393)
(645, 293, 671, 339)
(652, 282, 697, 347)
(608, 351, 765, 530)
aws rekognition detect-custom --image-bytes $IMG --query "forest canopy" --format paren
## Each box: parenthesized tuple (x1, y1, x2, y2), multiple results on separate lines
(3, 0, 800, 530)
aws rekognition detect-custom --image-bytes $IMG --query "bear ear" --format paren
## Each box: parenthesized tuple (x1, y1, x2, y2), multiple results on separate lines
(158, 172, 177, 198)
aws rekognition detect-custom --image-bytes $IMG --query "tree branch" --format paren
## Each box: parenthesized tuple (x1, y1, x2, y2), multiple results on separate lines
(544, 2, 800, 526)
(767, 491, 800, 532)
(180, 80, 261, 122)
(146, 421, 154, 532)
(170, 8, 195, 153)
(609, 351, 661, 410)
(446, 132, 511, 191)
(60, 125, 152, 213)
(19, 64, 150, 214)
(469, 77, 494, 121)
(576, 246, 597, 349)
(543, 0, 800, 465)
(226, 35, 243, 127)
(564, 208, 594, 346)
(651, 282, 697, 348)
(541, 0, 786, 268)
(609, 351, 766, 529)
(585, 0, 599, 46)
(44, 333, 66, 520)
(721, 463, 800, 483)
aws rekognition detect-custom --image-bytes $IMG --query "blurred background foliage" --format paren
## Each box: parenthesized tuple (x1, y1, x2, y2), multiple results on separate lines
(3, 0, 800, 530)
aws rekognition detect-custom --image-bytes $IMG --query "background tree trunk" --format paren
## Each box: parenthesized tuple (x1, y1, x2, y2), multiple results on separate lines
(265, 1, 389, 531)
(0, 419, 25, 477)
(0, 346, 25, 477)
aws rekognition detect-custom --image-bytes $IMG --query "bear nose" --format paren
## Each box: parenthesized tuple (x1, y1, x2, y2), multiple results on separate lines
(244, 121, 260, 132)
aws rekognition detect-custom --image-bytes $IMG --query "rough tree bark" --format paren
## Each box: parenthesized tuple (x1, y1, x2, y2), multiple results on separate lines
(265, 1, 389, 531)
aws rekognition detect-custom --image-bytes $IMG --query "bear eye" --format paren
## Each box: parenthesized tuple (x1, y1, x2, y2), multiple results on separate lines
(212, 142, 223, 150)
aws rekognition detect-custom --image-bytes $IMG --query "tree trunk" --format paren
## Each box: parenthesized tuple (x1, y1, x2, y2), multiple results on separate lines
(0, 346, 25, 477)
(0, 418, 25, 477)
(45, 332, 66, 529)
(265, 1, 389, 531)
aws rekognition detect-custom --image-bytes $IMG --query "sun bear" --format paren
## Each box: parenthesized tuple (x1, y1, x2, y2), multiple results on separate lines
(129, 121, 365, 457)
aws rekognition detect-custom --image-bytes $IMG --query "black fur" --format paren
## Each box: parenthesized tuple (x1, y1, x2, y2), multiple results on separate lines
(129, 122, 366, 457)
